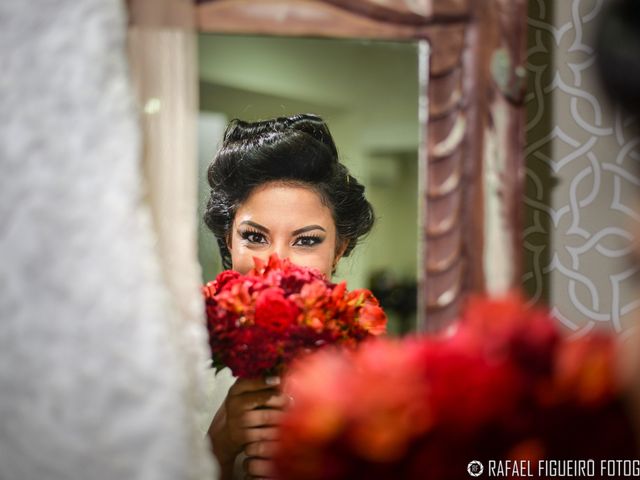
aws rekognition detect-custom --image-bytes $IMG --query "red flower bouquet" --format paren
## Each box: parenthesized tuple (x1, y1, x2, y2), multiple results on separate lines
(202, 253, 387, 378)
(274, 293, 637, 480)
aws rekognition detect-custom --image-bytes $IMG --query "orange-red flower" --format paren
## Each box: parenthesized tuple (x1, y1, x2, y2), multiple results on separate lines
(357, 303, 387, 335)
(550, 333, 617, 406)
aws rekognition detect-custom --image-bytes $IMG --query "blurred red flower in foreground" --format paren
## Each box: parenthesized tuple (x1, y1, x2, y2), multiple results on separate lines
(275, 292, 636, 480)
(202, 253, 387, 378)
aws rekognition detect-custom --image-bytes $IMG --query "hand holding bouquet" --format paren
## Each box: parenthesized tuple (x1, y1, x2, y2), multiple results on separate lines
(202, 253, 387, 378)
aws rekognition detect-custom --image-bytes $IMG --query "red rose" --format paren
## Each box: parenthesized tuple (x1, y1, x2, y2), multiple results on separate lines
(255, 288, 300, 333)
(212, 269, 242, 292)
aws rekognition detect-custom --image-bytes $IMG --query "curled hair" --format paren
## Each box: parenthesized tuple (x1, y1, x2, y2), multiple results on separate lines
(203, 113, 375, 270)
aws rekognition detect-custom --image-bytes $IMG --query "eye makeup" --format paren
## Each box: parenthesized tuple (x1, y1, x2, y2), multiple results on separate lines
(238, 228, 325, 248)
(239, 228, 267, 245)
(293, 234, 324, 247)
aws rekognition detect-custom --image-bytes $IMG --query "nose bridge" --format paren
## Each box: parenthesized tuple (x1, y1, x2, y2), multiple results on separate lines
(273, 237, 291, 260)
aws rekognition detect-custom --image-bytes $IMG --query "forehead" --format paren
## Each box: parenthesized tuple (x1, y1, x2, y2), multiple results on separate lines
(234, 183, 334, 228)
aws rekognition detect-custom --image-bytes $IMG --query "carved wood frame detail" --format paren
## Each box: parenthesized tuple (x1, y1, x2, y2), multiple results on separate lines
(195, 0, 528, 330)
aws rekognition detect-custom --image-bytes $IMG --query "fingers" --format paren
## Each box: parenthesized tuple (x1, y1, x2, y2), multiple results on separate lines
(229, 377, 281, 396)
(244, 440, 279, 458)
(226, 389, 287, 417)
(224, 396, 285, 454)
(243, 456, 276, 478)
(240, 390, 289, 411)
(244, 426, 279, 444)
(241, 409, 284, 428)
(221, 377, 287, 459)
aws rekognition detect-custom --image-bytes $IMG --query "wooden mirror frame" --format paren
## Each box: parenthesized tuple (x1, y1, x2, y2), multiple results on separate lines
(195, 0, 528, 330)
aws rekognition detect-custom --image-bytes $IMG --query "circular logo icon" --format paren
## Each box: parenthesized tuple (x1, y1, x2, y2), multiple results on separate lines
(467, 460, 484, 477)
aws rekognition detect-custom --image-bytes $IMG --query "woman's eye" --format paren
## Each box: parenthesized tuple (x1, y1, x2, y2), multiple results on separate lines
(294, 235, 323, 247)
(241, 231, 266, 244)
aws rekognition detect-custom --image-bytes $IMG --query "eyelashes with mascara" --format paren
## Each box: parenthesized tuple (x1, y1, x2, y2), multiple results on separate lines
(239, 229, 324, 247)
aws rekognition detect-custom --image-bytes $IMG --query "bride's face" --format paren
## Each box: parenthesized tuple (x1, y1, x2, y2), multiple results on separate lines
(227, 183, 345, 277)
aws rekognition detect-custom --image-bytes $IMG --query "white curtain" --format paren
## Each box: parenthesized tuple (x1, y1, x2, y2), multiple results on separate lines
(0, 0, 216, 478)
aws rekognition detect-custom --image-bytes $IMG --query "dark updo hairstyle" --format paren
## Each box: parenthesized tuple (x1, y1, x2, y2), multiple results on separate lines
(203, 113, 375, 271)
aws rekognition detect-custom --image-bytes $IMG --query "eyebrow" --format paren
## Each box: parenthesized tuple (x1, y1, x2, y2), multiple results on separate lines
(292, 225, 326, 236)
(239, 220, 326, 236)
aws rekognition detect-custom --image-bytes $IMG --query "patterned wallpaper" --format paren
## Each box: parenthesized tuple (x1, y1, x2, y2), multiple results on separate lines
(524, 0, 640, 337)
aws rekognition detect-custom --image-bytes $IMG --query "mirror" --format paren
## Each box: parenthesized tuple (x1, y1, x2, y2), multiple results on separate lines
(196, 34, 422, 335)
(194, 0, 530, 331)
